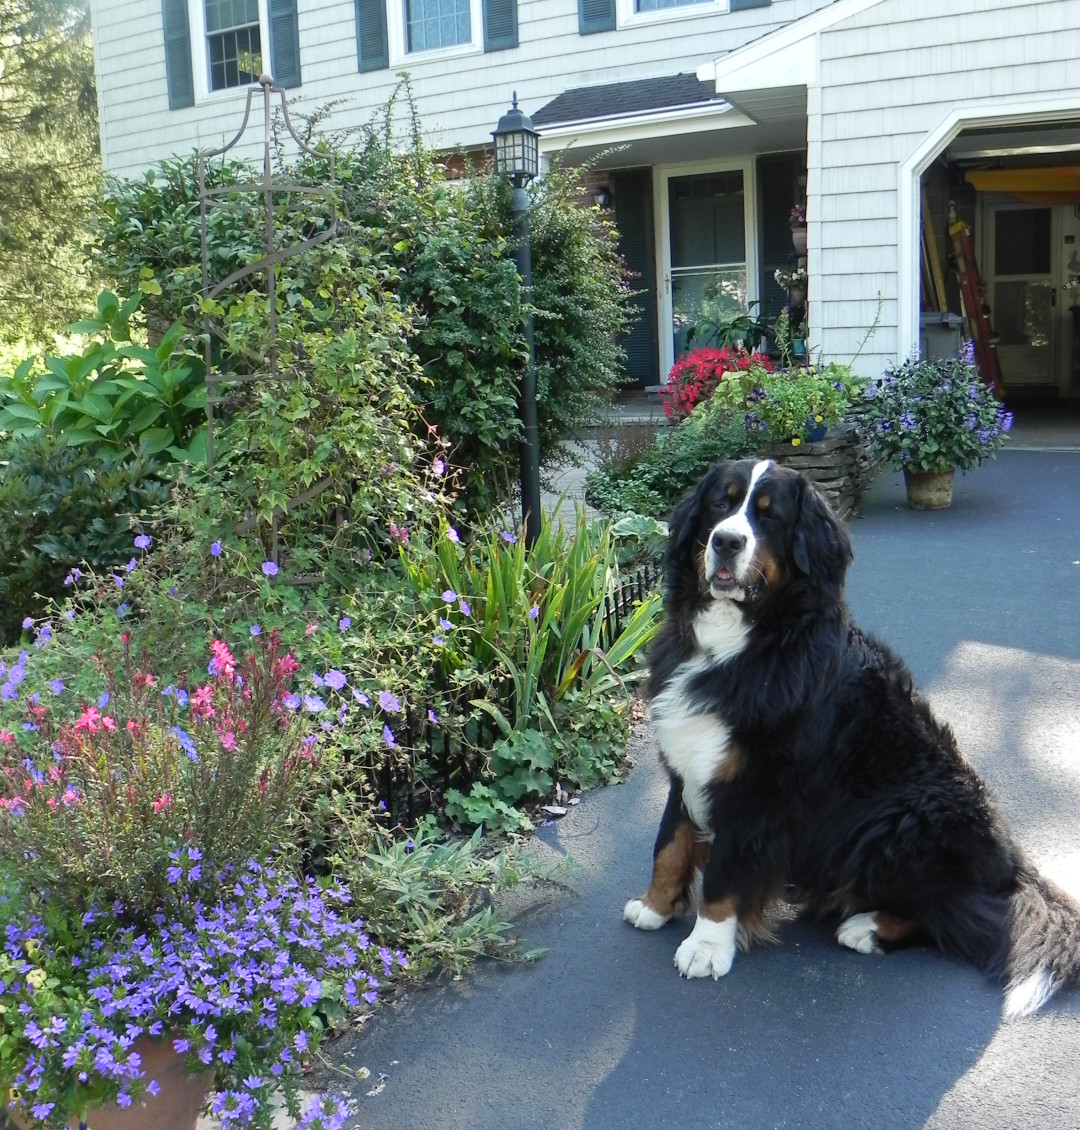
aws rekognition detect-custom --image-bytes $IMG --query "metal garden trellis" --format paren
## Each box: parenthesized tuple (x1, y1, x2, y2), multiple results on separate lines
(197, 72, 338, 566)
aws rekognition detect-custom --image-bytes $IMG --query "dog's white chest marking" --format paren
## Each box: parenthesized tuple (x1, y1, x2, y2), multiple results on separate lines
(650, 603, 748, 832)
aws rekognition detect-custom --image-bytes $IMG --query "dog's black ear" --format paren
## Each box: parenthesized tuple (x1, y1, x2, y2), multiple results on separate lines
(665, 462, 726, 566)
(792, 477, 853, 589)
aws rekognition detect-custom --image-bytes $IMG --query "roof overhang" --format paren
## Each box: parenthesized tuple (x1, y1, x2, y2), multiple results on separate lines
(696, 0, 887, 95)
(536, 99, 755, 157)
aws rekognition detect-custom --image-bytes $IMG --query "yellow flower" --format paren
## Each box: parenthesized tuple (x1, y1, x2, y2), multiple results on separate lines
(26, 968, 46, 989)
(791, 438, 801, 447)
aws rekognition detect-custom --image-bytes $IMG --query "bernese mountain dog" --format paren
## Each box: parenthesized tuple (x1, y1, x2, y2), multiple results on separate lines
(624, 457, 1080, 1017)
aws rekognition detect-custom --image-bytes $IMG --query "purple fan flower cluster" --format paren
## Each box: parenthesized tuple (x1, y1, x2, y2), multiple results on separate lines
(1, 858, 403, 1129)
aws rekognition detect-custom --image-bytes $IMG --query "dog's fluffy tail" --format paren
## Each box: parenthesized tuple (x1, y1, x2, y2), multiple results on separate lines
(1001, 873, 1080, 1018)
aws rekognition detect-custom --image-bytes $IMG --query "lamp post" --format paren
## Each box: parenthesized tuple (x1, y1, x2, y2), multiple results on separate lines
(492, 93, 542, 548)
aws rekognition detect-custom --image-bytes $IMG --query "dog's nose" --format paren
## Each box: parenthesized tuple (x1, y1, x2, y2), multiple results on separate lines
(711, 528, 746, 558)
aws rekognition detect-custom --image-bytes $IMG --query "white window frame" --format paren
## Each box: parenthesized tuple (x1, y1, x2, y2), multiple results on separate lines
(386, 0, 484, 66)
(616, 0, 727, 31)
(187, 0, 270, 103)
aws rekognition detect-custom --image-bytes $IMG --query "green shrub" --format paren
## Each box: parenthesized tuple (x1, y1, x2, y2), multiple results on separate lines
(87, 84, 634, 520)
(0, 433, 170, 643)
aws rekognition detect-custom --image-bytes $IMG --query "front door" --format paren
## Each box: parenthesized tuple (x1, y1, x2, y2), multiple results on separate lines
(659, 163, 756, 375)
(985, 203, 1068, 392)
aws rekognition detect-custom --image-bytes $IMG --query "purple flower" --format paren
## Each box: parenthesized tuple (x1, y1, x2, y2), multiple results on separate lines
(304, 695, 326, 713)
(432, 458, 445, 476)
(528, 606, 539, 620)
(338, 616, 351, 631)
(428, 708, 439, 725)
(446, 527, 460, 544)
(125, 557, 138, 572)
(433, 634, 445, 646)
(441, 589, 457, 603)
(250, 624, 262, 636)
(211, 541, 222, 557)
(324, 670, 347, 691)
(439, 617, 453, 631)
(501, 530, 516, 543)
(134, 534, 152, 549)
(458, 599, 471, 617)
(48, 679, 65, 694)
(112, 574, 124, 588)
(262, 561, 279, 577)
(283, 693, 301, 710)
(352, 688, 369, 706)
(22, 616, 32, 630)
(383, 724, 396, 748)
(379, 690, 400, 713)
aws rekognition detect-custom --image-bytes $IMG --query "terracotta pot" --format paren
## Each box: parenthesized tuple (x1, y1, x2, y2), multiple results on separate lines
(791, 225, 808, 255)
(10, 1038, 214, 1130)
(903, 467, 955, 510)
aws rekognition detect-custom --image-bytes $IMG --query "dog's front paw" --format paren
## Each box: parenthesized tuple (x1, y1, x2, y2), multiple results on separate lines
(836, 911, 882, 954)
(673, 915, 737, 979)
(623, 898, 669, 930)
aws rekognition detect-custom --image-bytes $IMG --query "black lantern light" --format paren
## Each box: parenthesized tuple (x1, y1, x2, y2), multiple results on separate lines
(493, 94, 542, 547)
(492, 93, 539, 188)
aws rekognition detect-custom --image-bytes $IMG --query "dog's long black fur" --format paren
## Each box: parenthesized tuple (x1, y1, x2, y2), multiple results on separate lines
(640, 458, 1080, 1015)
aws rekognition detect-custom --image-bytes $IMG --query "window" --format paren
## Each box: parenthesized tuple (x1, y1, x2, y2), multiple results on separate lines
(161, 0, 301, 110)
(205, 0, 262, 91)
(405, 0, 471, 52)
(636, 0, 709, 9)
(359, 0, 516, 71)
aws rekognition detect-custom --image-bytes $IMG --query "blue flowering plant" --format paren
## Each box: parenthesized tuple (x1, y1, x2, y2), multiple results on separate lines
(0, 612, 405, 1128)
(863, 350, 1013, 473)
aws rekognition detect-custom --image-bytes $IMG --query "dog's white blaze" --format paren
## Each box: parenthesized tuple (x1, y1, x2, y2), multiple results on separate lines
(703, 458, 772, 594)
(836, 911, 883, 955)
(674, 913, 738, 979)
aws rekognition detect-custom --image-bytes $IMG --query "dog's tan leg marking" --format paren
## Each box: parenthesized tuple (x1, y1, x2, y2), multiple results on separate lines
(624, 820, 699, 929)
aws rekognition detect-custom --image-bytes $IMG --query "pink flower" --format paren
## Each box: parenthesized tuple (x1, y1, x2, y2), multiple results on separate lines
(0, 730, 13, 743)
(153, 794, 172, 813)
(101, 716, 116, 732)
(190, 685, 216, 719)
(305, 623, 319, 637)
(61, 788, 79, 805)
(74, 707, 101, 733)
(210, 640, 236, 679)
(219, 731, 237, 751)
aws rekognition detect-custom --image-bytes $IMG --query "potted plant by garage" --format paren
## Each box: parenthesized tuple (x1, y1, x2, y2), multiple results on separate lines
(863, 348, 1013, 509)
(0, 598, 401, 1130)
(789, 203, 807, 256)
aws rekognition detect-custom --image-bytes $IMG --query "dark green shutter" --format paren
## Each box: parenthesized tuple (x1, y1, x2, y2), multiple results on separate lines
(269, 0, 302, 88)
(611, 171, 658, 388)
(161, 0, 194, 110)
(730, 0, 771, 9)
(579, 0, 615, 35)
(483, 0, 517, 51)
(356, 0, 389, 71)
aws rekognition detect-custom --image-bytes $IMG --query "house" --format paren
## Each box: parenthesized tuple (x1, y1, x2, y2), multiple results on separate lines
(88, 0, 1080, 396)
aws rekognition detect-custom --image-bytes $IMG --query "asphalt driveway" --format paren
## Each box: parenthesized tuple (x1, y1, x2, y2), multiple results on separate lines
(343, 450, 1080, 1130)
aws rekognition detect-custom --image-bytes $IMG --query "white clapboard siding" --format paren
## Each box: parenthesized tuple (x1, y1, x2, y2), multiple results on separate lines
(811, 0, 1080, 369)
(90, 0, 834, 177)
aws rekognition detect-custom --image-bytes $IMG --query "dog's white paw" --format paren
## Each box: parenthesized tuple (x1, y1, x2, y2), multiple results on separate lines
(837, 911, 882, 955)
(673, 915, 737, 979)
(623, 898, 669, 930)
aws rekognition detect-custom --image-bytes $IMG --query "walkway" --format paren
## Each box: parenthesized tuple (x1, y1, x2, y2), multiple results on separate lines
(337, 448, 1080, 1130)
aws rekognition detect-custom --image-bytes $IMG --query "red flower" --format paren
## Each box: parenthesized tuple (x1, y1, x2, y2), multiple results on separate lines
(660, 346, 773, 421)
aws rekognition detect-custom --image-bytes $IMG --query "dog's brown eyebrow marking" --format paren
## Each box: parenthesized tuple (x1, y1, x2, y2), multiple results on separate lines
(756, 494, 771, 511)
(725, 482, 740, 499)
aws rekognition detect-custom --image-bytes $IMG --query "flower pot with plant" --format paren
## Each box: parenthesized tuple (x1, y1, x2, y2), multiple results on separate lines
(863, 348, 1013, 509)
(0, 577, 403, 1130)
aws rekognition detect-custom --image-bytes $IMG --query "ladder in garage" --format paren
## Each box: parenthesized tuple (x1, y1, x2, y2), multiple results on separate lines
(949, 220, 1003, 396)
